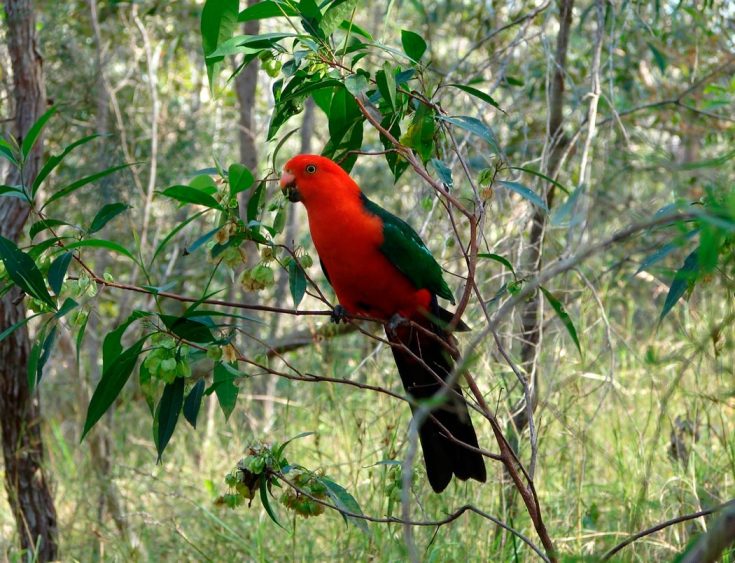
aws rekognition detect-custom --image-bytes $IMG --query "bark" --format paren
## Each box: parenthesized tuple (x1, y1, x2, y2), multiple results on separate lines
(512, 0, 574, 435)
(0, 0, 58, 560)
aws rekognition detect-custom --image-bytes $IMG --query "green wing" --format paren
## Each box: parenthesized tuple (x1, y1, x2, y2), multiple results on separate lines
(361, 194, 455, 304)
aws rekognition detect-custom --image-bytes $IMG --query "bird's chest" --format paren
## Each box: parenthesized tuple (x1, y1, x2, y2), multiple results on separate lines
(306, 206, 420, 318)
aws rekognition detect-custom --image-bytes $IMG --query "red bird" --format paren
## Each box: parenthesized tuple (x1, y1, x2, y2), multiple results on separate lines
(280, 155, 486, 492)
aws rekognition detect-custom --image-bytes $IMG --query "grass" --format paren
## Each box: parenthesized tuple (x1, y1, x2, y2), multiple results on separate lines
(1, 251, 734, 562)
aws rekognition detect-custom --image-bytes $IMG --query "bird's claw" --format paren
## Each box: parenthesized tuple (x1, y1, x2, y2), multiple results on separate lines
(386, 313, 409, 334)
(331, 304, 348, 324)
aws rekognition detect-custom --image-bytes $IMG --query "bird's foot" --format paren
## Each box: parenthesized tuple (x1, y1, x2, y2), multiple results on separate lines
(386, 313, 409, 334)
(330, 304, 349, 324)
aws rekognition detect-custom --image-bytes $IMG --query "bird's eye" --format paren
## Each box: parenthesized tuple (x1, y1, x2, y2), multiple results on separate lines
(305, 164, 317, 174)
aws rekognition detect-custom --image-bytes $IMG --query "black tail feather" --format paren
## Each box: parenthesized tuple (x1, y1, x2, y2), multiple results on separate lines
(386, 309, 486, 493)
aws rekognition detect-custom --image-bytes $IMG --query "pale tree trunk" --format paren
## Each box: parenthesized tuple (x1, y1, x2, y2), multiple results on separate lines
(0, 0, 58, 560)
(512, 0, 574, 435)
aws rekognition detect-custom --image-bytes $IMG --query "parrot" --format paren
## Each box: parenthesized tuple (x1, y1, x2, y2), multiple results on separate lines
(280, 154, 486, 493)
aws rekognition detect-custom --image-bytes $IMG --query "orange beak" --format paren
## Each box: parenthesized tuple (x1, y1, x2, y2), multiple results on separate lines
(280, 170, 300, 202)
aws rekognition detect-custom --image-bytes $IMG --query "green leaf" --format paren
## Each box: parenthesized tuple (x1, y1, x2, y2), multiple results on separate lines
(76, 310, 88, 365)
(159, 314, 218, 343)
(447, 83, 503, 112)
(320, 0, 358, 37)
(401, 30, 427, 62)
(0, 138, 18, 165)
(0, 185, 29, 201)
(30, 218, 72, 240)
(659, 249, 699, 322)
(288, 260, 307, 307)
(376, 63, 397, 109)
(430, 158, 453, 189)
(48, 252, 73, 295)
(328, 86, 361, 146)
(32, 134, 101, 195)
(201, 0, 239, 89)
(540, 286, 581, 355)
(152, 209, 207, 264)
(478, 253, 516, 277)
(260, 477, 285, 528)
(0, 311, 43, 343)
(21, 106, 57, 159)
(438, 115, 500, 154)
(510, 166, 569, 195)
(550, 184, 583, 226)
(103, 310, 153, 370)
(228, 163, 254, 195)
(239, 0, 297, 21)
(247, 181, 266, 222)
(344, 73, 369, 98)
(698, 223, 721, 273)
(0, 235, 56, 308)
(497, 180, 549, 213)
(213, 361, 239, 420)
(647, 41, 667, 73)
(43, 163, 135, 209)
(29, 324, 57, 391)
(82, 337, 148, 440)
(54, 297, 78, 319)
(88, 202, 130, 234)
(635, 230, 697, 275)
(274, 431, 315, 458)
(156, 377, 185, 461)
(61, 239, 137, 262)
(320, 477, 369, 533)
(160, 185, 224, 210)
(183, 379, 206, 429)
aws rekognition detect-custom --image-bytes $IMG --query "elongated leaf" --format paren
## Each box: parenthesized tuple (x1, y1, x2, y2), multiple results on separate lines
(635, 230, 698, 275)
(30, 218, 72, 240)
(509, 166, 570, 195)
(320, 477, 368, 533)
(76, 310, 88, 365)
(32, 134, 101, 195)
(274, 431, 315, 458)
(48, 252, 73, 295)
(0, 311, 43, 343)
(82, 337, 148, 440)
(288, 260, 307, 308)
(213, 361, 239, 420)
(478, 253, 516, 276)
(61, 239, 137, 262)
(540, 286, 581, 355)
(430, 158, 453, 189)
(21, 106, 57, 159)
(0, 235, 55, 308)
(260, 477, 285, 528)
(201, 0, 239, 89)
(376, 63, 396, 109)
(54, 297, 78, 319)
(447, 83, 503, 112)
(550, 184, 584, 226)
(0, 138, 18, 165)
(239, 0, 297, 21)
(497, 180, 549, 213)
(401, 30, 427, 62)
(31, 324, 57, 390)
(88, 202, 130, 234)
(156, 377, 185, 461)
(160, 185, 223, 210)
(159, 314, 217, 343)
(103, 310, 153, 370)
(152, 209, 207, 264)
(43, 163, 134, 209)
(183, 379, 206, 429)
(438, 115, 500, 154)
(660, 249, 699, 322)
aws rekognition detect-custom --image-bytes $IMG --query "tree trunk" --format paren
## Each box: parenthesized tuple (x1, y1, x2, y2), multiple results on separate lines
(0, 1, 58, 560)
(512, 0, 574, 435)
